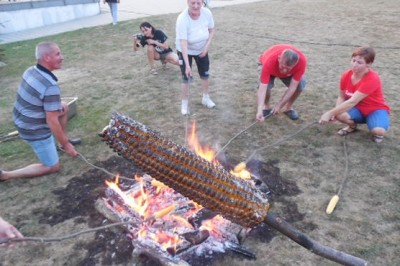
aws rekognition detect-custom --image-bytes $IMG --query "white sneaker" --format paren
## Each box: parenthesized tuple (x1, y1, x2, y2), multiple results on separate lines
(202, 94, 216, 108)
(181, 100, 189, 115)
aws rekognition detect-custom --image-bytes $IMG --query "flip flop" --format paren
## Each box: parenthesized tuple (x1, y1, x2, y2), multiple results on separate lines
(337, 126, 357, 136)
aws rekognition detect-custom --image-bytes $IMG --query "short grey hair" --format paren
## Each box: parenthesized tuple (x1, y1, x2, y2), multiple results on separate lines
(281, 49, 299, 67)
(35, 42, 57, 61)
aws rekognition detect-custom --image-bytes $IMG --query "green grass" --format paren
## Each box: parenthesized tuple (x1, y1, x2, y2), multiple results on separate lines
(0, 40, 39, 76)
(357, 245, 386, 259)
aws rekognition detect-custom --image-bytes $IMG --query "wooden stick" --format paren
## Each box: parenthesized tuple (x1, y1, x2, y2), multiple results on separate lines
(264, 212, 368, 266)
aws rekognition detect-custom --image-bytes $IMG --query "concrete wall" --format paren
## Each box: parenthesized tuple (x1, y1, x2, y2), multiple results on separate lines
(0, 0, 100, 34)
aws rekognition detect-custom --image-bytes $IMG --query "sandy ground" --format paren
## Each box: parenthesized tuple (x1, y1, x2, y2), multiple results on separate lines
(0, 0, 399, 265)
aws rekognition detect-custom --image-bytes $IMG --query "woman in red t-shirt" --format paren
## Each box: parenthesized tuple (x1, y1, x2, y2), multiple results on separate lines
(319, 47, 390, 143)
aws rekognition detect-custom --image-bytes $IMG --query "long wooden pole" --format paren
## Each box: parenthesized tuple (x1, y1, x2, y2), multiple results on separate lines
(264, 212, 368, 266)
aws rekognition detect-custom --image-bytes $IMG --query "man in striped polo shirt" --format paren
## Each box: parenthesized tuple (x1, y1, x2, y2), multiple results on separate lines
(0, 42, 79, 181)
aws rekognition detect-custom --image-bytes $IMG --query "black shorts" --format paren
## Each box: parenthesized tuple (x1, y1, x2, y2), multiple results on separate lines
(177, 51, 210, 82)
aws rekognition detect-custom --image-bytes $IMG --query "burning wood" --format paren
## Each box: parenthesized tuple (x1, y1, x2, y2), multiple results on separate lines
(100, 113, 368, 266)
(96, 174, 253, 265)
(181, 230, 209, 245)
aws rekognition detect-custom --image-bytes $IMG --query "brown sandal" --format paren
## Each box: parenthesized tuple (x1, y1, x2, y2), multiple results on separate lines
(337, 125, 357, 136)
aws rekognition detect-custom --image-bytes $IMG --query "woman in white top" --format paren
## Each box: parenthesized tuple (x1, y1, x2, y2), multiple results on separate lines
(176, 0, 216, 115)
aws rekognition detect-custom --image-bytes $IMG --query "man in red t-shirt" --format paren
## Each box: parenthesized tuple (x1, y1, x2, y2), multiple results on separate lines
(256, 44, 307, 121)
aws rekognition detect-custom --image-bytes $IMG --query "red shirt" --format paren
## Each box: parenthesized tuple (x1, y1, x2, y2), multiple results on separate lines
(340, 69, 390, 116)
(259, 44, 307, 84)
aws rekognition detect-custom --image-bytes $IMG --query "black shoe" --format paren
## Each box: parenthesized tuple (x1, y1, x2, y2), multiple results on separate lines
(69, 138, 82, 145)
(263, 109, 272, 117)
(284, 109, 299, 120)
(57, 138, 81, 151)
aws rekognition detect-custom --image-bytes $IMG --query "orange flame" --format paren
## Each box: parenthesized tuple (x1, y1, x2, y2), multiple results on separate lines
(105, 176, 149, 218)
(154, 230, 181, 250)
(188, 121, 217, 163)
(189, 121, 251, 180)
(106, 176, 188, 252)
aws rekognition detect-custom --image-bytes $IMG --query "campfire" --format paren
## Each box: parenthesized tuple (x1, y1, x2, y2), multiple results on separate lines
(97, 120, 263, 265)
(99, 113, 369, 266)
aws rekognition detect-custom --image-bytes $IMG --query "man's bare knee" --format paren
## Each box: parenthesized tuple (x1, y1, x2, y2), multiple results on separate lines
(47, 163, 61, 174)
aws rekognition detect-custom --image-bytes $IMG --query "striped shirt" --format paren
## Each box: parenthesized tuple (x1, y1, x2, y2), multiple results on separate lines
(13, 64, 62, 141)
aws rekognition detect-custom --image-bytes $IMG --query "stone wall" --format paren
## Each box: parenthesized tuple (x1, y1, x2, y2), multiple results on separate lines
(0, 0, 100, 34)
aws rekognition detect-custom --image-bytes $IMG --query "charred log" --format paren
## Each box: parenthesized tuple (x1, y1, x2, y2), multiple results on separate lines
(188, 208, 217, 229)
(181, 229, 210, 245)
(132, 239, 189, 266)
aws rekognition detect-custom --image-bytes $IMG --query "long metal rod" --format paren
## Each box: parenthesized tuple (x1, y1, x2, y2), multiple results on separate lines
(337, 135, 349, 196)
(214, 113, 272, 159)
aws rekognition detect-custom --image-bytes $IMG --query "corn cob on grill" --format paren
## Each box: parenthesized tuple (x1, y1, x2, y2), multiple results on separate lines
(100, 113, 270, 228)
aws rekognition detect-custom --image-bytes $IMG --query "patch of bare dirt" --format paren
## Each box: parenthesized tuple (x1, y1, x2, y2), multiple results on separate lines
(25, 155, 301, 266)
